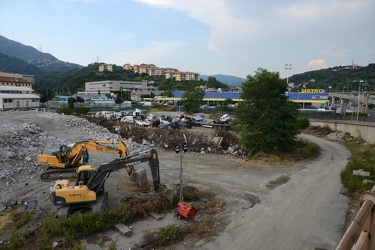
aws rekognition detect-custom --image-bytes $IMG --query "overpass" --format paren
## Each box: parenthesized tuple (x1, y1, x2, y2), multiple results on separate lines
(329, 92, 375, 113)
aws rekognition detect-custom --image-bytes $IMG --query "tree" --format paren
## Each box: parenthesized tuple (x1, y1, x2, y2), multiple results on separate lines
(67, 97, 76, 109)
(115, 97, 124, 104)
(182, 87, 205, 113)
(232, 68, 299, 155)
(75, 96, 85, 103)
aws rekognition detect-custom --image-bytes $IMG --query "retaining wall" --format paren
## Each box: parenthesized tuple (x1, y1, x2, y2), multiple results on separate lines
(309, 120, 375, 144)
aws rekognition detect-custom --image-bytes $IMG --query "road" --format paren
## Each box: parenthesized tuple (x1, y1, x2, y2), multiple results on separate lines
(187, 134, 350, 250)
(159, 134, 351, 250)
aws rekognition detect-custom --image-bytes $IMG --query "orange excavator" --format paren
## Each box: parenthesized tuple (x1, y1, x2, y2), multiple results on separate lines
(37, 140, 133, 182)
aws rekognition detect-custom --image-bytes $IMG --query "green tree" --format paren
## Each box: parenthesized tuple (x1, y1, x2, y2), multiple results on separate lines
(223, 98, 234, 106)
(182, 87, 205, 113)
(67, 97, 76, 109)
(232, 68, 299, 155)
(114, 97, 124, 104)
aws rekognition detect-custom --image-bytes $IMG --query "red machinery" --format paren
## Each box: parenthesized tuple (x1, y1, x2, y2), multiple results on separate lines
(175, 201, 197, 220)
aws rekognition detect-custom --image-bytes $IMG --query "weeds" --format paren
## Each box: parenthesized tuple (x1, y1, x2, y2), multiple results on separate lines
(13, 211, 32, 230)
(158, 224, 181, 244)
(341, 143, 375, 193)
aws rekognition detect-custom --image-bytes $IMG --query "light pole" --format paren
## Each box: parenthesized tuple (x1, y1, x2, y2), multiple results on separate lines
(357, 80, 363, 121)
(285, 64, 292, 85)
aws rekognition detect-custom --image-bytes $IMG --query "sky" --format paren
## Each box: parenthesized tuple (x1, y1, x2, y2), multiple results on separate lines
(1, 0, 374, 79)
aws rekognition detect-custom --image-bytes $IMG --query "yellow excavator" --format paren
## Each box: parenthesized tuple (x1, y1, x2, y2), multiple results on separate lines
(37, 140, 132, 182)
(49, 149, 161, 216)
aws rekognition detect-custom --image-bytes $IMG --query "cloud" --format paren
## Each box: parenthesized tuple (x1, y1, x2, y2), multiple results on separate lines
(133, 0, 259, 55)
(273, 0, 370, 22)
(307, 59, 328, 71)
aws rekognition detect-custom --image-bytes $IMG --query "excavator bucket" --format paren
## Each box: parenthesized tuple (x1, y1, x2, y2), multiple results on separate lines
(130, 168, 148, 187)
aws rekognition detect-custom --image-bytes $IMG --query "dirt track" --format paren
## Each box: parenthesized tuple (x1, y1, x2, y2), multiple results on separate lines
(0, 111, 350, 249)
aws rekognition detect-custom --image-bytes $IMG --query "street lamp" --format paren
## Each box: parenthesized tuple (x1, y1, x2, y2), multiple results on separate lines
(357, 80, 363, 121)
(285, 64, 292, 85)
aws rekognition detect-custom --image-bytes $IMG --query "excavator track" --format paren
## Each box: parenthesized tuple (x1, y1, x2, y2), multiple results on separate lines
(40, 168, 79, 182)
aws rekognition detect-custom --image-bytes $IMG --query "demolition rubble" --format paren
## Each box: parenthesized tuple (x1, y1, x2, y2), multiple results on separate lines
(0, 110, 243, 210)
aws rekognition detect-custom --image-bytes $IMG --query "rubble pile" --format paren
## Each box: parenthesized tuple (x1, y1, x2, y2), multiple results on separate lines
(0, 122, 57, 199)
(0, 111, 245, 207)
(0, 114, 145, 205)
(84, 115, 247, 155)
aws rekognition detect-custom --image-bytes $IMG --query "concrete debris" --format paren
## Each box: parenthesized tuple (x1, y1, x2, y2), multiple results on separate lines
(149, 212, 163, 221)
(84, 113, 247, 156)
(114, 223, 132, 237)
(353, 169, 371, 177)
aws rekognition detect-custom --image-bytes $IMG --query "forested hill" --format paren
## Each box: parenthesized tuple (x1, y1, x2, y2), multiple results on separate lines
(0, 35, 82, 73)
(288, 64, 375, 92)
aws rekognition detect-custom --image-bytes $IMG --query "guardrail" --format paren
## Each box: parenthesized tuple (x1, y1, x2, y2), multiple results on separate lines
(336, 185, 375, 250)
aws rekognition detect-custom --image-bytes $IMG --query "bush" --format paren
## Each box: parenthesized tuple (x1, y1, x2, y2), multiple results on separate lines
(75, 107, 90, 115)
(158, 224, 181, 243)
(56, 107, 73, 115)
(340, 146, 375, 193)
(296, 117, 309, 130)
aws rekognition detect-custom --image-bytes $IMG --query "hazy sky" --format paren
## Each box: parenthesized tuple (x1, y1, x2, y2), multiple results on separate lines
(1, 0, 374, 78)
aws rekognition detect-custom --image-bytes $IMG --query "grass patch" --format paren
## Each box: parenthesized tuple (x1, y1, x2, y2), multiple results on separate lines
(247, 139, 320, 166)
(340, 143, 375, 193)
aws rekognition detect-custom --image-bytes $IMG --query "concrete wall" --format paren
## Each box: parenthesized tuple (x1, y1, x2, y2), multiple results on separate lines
(309, 120, 375, 144)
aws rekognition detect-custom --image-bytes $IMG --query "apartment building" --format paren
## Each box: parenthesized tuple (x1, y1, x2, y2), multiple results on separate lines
(175, 71, 200, 81)
(123, 63, 133, 71)
(127, 63, 199, 81)
(99, 64, 113, 72)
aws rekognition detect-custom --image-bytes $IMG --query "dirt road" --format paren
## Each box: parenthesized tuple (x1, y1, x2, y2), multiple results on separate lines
(0, 111, 350, 249)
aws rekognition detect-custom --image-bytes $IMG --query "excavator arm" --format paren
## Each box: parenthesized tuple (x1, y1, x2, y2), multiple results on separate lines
(50, 149, 161, 208)
(87, 149, 160, 193)
(38, 140, 129, 181)
(66, 141, 129, 166)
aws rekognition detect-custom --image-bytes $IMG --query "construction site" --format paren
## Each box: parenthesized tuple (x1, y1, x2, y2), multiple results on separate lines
(0, 110, 351, 249)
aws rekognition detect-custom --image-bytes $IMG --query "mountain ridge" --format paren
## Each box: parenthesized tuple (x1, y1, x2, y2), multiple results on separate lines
(200, 74, 246, 86)
(0, 35, 82, 72)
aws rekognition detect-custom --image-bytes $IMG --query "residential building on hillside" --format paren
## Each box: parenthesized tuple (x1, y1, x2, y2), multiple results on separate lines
(99, 64, 113, 72)
(123, 63, 133, 71)
(126, 63, 198, 81)
(175, 71, 200, 81)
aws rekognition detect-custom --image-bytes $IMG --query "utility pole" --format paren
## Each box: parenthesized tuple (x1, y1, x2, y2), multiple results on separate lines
(175, 134, 187, 201)
(357, 80, 363, 121)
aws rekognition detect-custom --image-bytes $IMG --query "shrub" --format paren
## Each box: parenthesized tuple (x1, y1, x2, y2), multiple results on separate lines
(158, 224, 181, 243)
(296, 117, 309, 130)
(75, 107, 90, 115)
(56, 107, 73, 115)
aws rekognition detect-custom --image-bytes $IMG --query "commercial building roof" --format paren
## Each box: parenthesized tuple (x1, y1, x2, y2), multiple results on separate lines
(0, 86, 35, 91)
(0, 93, 40, 99)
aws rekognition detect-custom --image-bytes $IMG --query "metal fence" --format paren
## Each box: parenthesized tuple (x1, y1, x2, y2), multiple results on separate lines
(298, 110, 375, 123)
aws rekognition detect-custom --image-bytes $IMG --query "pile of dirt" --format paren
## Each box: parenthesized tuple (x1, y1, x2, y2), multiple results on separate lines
(303, 125, 333, 136)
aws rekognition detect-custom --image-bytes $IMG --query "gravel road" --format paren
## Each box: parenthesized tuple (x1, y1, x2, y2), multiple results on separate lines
(0, 111, 350, 249)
